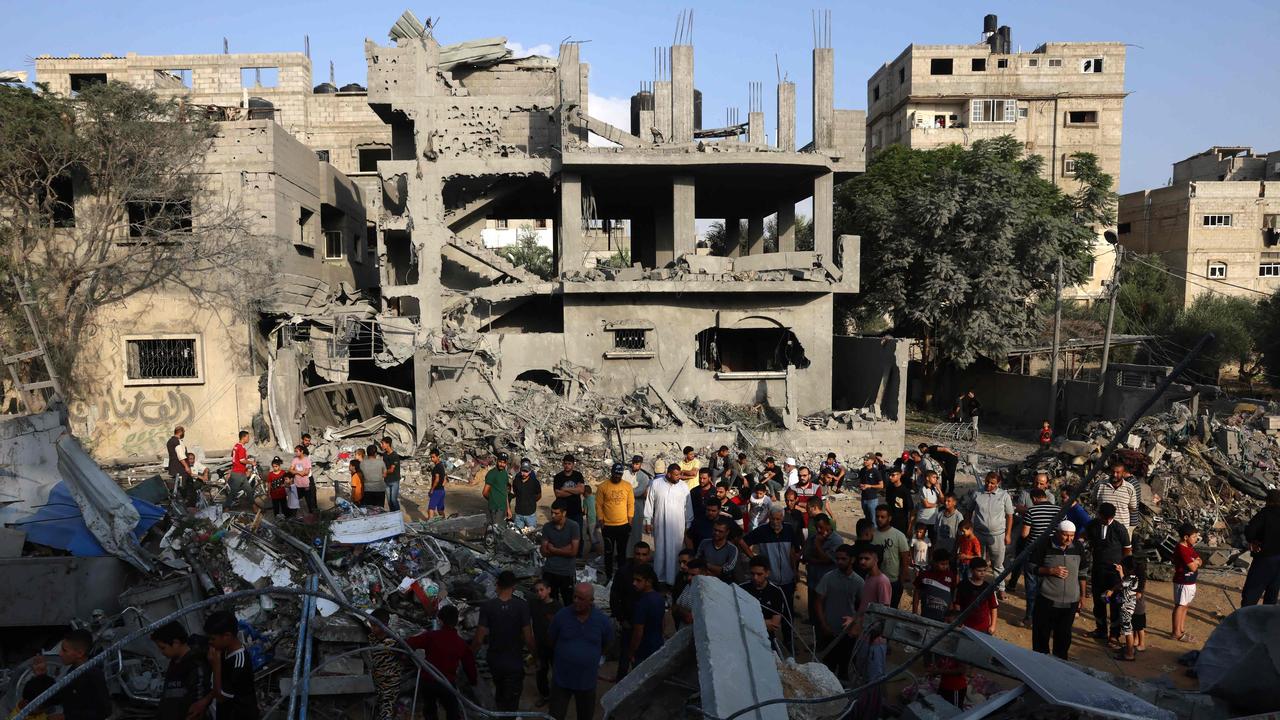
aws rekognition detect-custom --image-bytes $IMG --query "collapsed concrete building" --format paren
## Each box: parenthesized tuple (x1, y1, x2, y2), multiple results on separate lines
(28, 11, 909, 463)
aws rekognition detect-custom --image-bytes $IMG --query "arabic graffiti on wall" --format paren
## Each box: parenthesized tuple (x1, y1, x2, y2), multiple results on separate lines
(69, 389, 196, 429)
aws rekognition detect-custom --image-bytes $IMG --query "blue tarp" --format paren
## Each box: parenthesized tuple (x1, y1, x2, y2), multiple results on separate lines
(16, 481, 165, 557)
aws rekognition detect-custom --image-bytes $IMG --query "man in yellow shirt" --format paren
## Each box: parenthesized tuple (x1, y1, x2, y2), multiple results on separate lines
(677, 446, 701, 488)
(597, 462, 636, 582)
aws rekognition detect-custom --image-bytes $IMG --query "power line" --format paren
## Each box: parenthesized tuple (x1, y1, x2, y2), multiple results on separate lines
(1125, 252, 1273, 298)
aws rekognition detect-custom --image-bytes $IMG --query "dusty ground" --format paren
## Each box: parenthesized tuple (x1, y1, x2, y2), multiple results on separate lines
(300, 421, 1243, 712)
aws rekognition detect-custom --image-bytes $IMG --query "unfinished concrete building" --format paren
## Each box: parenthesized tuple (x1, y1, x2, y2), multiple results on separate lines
(866, 14, 1127, 303)
(364, 12, 903, 452)
(1118, 146, 1280, 306)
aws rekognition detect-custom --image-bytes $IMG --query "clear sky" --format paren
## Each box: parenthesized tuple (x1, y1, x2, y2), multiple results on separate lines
(4, 0, 1277, 192)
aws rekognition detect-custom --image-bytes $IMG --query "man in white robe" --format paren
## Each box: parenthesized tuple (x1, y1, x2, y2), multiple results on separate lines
(644, 462, 693, 585)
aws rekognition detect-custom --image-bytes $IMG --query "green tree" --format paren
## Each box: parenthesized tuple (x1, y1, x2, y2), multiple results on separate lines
(0, 81, 255, 395)
(498, 224, 553, 279)
(704, 214, 813, 255)
(834, 138, 1114, 398)
(1106, 253, 1181, 336)
(1169, 293, 1261, 385)
(1258, 289, 1280, 387)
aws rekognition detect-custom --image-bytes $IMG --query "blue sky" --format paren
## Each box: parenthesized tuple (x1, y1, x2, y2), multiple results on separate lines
(4, 0, 1277, 192)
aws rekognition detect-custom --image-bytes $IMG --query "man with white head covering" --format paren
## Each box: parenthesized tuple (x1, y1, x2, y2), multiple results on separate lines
(1029, 519, 1088, 660)
(644, 463, 693, 585)
(783, 458, 799, 488)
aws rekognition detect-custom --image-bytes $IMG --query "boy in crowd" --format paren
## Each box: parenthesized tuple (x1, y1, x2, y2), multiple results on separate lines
(152, 621, 212, 720)
(953, 558, 999, 636)
(29, 628, 112, 720)
(203, 610, 260, 720)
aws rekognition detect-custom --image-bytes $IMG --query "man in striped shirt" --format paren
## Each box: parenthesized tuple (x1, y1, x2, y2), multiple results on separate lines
(1019, 489, 1060, 626)
(1096, 460, 1139, 532)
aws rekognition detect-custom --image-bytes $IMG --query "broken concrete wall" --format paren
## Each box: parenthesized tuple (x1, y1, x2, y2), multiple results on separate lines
(832, 336, 907, 419)
(561, 291, 833, 416)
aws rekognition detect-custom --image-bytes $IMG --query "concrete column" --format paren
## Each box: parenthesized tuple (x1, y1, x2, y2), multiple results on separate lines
(813, 173, 833, 259)
(558, 43, 582, 148)
(654, 190, 675, 266)
(559, 172, 584, 274)
(578, 63, 590, 145)
(747, 215, 765, 255)
(654, 80, 672, 144)
(672, 175, 696, 259)
(777, 81, 795, 151)
(638, 109, 655, 142)
(747, 111, 765, 145)
(812, 48, 834, 151)
(725, 217, 742, 257)
(776, 203, 796, 252)
(671, 45, 694, 143)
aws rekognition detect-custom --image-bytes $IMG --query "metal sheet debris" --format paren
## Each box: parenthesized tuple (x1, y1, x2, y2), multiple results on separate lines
(329, 511, 405, 544)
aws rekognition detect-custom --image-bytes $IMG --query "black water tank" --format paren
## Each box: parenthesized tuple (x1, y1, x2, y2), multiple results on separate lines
(983, 14, 998, 36)
(339, 83, 366, 93)
(694, 88, 703, 131)
(313, 82, 338, 94)
(629, 90, 653, 136)
(998, 26, 1012, 54)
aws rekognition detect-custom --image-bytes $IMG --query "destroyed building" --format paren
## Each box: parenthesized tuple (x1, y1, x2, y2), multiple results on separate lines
(1118, 145, 1280, 306)
(866, 14, 1127, 305)
(27, 11, 908, 463)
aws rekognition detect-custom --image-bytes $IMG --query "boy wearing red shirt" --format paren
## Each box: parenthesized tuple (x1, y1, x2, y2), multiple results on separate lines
(1171, 522, 1202, 642)
(953, 558, 999, 635)
(266, 457, 290, 517)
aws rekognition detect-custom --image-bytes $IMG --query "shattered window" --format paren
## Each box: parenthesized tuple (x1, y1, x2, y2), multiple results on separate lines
(127, 199, 192, 238)
(126, 338, 198, 380)
(694, 327, 809, 373)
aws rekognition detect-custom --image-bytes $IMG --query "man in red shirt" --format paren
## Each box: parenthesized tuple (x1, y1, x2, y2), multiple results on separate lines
(407, 605, 477, 720)
(227, 430, 253, 510)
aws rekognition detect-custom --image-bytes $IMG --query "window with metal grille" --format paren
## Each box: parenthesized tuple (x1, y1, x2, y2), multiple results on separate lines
(126, 338, 198, 380)
(612, 329, 648, 351)
(324, 230, 343, 260)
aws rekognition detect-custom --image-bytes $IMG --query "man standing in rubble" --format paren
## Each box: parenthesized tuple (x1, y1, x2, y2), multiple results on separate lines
(964, 472, 1014, 599)
(380, 437, 402, 513)
(548, 582, 614, 720)
(511, 459, 542, 530)
(483, 453, 512, 526)
(645, 462, 693, 586)
(624, 455, 651, 558)
(167, 426, 192, 502)
(598, 462, 635, 583)
(542, 500, 581, 606)
(227, 430, 252, 510)
(361, 444, 386, 509)
(554, 454, 587, 554)
(1096, 460, 1139, 533)
(474, 570, 535, 713)
(1242, 489, 1280, 606)
(1030, 521, 1088, 660)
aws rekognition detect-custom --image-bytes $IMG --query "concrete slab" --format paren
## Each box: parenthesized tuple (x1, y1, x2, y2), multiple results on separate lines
(682, 254, 735, 275)
(601, 625, 696, 720)
(734, 252, 818, 273)
(648, 382, 693, 426)
(689, 576, 788, 720)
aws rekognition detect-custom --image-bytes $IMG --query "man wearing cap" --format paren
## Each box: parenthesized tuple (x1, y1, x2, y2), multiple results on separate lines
(783, 458, 800, 488)
(856, 455, 885, 522)
(1030, 520, 1087, 659)
(644, 463, 693, 585)
(598, 462, 635, 583)
(511, 459, 542, 531)
(553, 455, 587, 555)
(483, 454, 512, 526)
(623, 456, 652, 557)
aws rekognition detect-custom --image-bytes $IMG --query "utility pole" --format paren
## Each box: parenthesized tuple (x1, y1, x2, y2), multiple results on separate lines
(1095, 234, 1122, 414)
(1048, 256, 1063, 426)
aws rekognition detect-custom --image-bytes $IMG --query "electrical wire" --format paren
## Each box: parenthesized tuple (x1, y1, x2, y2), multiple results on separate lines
(1125, 252, 1273, 298)
(688, 332, 1214, 720)
(13, 586, 554, 720)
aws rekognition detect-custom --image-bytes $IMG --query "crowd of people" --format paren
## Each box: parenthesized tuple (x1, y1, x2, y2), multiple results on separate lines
(55, 431, 1267, 720)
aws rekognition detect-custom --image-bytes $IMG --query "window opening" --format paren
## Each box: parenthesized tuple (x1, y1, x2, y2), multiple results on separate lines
(996, 58, 1009, 69)
(1081, 58, 1104, 73)
(154, 69, 191, 89)
(1066, 110, 1098, 125)
(930, 58, 953, 75)
(612, 329, 648, 351)
(315, 149, 331, 162)
(69, 73, 107, 96)
(126, 338, 198, 380)
(971, 58, 986, 72)
(694, 327, 810, 373)
(1259, 263, 1280, 278)
(127, 200, 192, 238)
(1047, 58, 1063, 68)
(240, 67, 279, 88)
(324, 230, 343, 260)
(358, 147, 392, 172)
(970, 99, 1016, 123)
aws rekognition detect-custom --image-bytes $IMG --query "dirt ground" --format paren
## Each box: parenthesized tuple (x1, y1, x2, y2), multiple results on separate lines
(303, 423, 1244, 711)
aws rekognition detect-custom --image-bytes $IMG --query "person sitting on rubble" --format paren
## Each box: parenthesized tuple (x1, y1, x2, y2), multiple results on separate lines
(265, 457, 290, 518)
(360, 444, 386, 509)
(760, 456, 784, 498)
(151, 621, 211, 720)
(365, 608, 402, 720)
(718, 460, 747, 498)
(185, 452, 210, 486)
(708, 444, 733, 478)
(202, 610, 259, 720)
(408, 604, 477, 720)
(820, 452, 846, 494)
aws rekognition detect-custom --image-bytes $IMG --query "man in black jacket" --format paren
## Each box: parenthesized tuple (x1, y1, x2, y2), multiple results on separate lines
(1242, 489, 1280, 606)
(610, 542, 653, 679)
(31, 628, 112, 720)
(1083, 503, 1131, 641)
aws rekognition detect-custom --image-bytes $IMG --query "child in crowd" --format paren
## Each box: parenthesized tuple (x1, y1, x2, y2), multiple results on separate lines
(266, 457, 290, 517)
(911, 524, 932, 573)
(954, 520, 982, 584)
(1132, 559, 1148, 652)
(349, 459, 364, 506)
(953, 558, 999, 635)
(745, 484, 773, 532)
(1172, 522, 1202, 643)
(203, 610, 259, 720)
(1039, 421, 1053, 450)
(1108, 556, 1142, 661)
(928, 611, 968, 709)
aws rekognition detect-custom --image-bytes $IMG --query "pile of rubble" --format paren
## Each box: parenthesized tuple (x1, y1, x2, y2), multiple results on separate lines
(1007, 401, 1279, 571)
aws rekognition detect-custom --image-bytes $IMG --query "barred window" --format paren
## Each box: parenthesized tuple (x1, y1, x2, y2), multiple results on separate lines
(126, 338, 198, 381)
(612, 329, 648, 351)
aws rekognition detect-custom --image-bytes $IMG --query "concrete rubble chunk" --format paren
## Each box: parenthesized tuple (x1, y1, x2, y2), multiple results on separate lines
(600, 626, 696, 720)
(689, 576, 788, 720)
(1195, 605, 1280, 715)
